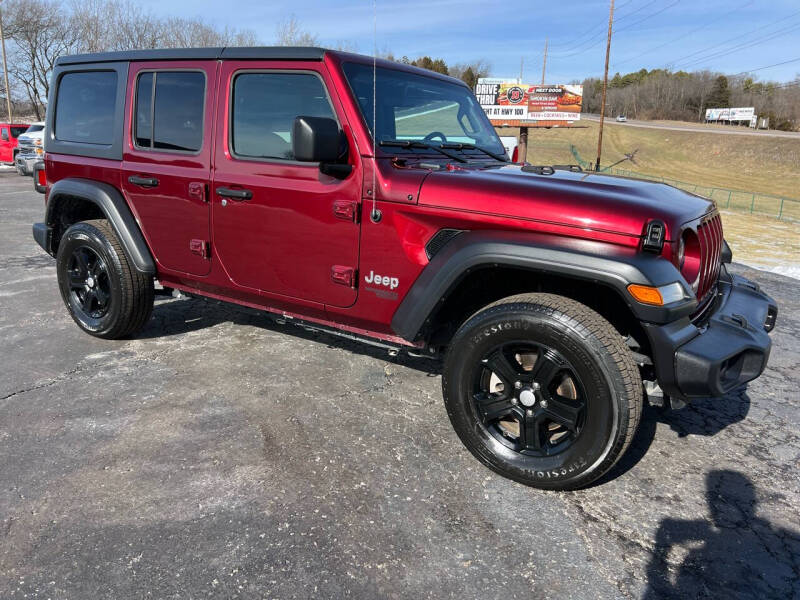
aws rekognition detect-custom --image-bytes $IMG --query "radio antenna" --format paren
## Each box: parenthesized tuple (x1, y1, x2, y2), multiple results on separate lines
(370, 0, 381, 223)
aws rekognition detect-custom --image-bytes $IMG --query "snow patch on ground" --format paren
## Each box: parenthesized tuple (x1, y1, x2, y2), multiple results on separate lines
(754, 264, 800, 280)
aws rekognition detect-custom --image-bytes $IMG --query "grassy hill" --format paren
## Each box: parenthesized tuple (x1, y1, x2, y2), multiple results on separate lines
(498, 121, 800, 202)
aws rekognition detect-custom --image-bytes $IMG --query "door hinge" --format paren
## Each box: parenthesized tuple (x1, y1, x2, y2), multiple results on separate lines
(188, 181, 207, 203)
(190, 239, 210, 259)
(331, 265, 356, 287)
(333, 200, 358, 222)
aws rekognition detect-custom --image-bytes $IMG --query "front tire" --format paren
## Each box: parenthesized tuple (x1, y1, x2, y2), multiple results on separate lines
(442, 293, 642, 491)
(56, 219, 154, 339)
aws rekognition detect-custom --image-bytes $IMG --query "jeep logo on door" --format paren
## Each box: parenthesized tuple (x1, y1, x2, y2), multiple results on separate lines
(506, 86, 525, 104)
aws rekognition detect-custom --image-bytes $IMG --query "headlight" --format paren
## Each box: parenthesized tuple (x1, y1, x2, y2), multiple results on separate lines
(34, 139, 42, 146)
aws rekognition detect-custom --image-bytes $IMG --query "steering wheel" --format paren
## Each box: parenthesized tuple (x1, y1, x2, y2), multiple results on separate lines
(423, 131, 448, 143)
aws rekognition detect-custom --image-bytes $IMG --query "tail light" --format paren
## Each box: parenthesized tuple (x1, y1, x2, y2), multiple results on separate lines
(33, 161, 47, 194)
(511, 146, 519, 163)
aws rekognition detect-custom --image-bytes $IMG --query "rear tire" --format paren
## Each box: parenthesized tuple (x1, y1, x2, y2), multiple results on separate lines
(56, 219, 154, 339)
(442, 293, 642, 491)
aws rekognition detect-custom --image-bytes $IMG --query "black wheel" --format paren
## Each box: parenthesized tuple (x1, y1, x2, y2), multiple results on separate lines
(442, 293, 642, 491)
(56, 219, 154, 339)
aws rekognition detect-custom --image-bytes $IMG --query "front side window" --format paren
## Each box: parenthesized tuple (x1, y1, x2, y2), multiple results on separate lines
(231, 72, 336, 161)
(55, 71, 117, 144)
(342, 62, 505, 158)
(135, 71, 205, 152)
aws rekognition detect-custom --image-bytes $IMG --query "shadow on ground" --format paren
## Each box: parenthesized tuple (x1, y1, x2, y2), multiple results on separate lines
(643, 469, 800, 598)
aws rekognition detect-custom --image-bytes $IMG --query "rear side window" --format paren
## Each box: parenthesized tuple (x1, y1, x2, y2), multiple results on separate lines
(135, 71, 205, 153)
(231, 72, 336, 161)
(55, 71, 117, 144)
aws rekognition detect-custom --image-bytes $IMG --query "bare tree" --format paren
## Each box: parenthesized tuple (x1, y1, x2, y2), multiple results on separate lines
(3, 0, 80, 119)
(275, 15, 318, 46)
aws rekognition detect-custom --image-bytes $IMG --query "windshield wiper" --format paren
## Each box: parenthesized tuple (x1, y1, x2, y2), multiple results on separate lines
(379, 140, 467, 163)
(441, 142, 508, 162)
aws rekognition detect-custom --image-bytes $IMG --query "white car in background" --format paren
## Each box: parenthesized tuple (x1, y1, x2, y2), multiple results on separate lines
(616, 115, 627, 123)
(15, 122, 45, 176)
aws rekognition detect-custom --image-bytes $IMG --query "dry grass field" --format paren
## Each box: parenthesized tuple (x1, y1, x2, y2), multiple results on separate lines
(498, 120, 800, 201)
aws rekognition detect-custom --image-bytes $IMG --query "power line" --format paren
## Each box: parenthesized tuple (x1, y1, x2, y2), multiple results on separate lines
(729, 56, 800, 78)
(675, 20, 800, 70)
(663, 8, 800, 68)
(611, 0, 753, 70)
(551, 0, 681, 60)
(548, 0, 637, 49)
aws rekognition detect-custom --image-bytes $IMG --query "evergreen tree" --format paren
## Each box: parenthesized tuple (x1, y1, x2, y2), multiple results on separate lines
(706, 75, 731, 108)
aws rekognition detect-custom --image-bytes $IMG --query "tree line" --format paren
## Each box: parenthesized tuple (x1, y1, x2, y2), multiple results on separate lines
(1, 0, 796, 130)
(0, 0, 491, 121)
(581, 68, 799, 131)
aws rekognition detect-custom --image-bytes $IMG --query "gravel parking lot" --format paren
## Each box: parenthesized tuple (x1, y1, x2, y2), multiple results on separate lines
(1, 170, 798, 599)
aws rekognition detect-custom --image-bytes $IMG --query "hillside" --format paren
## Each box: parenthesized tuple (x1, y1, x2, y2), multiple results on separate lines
(498, 120, 800, 201)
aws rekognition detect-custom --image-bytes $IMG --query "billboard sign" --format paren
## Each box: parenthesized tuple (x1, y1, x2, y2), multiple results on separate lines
(705, 107, 755, 122)
(476, 80, 583, 127)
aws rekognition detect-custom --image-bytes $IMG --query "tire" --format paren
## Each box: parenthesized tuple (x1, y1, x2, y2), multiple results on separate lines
(442, 293, 642, 491)
(56, 219, 154, 339)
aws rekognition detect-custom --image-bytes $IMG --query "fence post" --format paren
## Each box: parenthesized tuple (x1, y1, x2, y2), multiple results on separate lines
(727, 190, 732, 208)
(778, 199, 784, 220)
(750, 193, 756, 213)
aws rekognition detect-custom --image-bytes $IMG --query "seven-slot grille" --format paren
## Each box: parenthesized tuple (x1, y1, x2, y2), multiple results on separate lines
(695, 212, 723, 303)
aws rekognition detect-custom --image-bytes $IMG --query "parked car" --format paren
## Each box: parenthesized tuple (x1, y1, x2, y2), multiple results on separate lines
(0, 122, 30, 165)
(32, 48, 777, 490)
(616, 115, 627, 122)
(15, 121, 45, 175)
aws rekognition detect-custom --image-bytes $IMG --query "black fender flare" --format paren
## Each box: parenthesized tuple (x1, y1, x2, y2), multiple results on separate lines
(390, 230, 697, 342)
(45, 178, 155, 275)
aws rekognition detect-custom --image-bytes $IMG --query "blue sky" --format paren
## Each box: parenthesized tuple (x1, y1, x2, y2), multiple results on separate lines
(142, 0, 800, 83)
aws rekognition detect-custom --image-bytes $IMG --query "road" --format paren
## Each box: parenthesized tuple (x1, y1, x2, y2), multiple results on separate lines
(583, 114, 800, 139)
(1, 171, 799, 599)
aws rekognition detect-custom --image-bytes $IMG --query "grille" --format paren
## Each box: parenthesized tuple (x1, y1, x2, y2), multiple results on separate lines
(695, 213, 723, 303)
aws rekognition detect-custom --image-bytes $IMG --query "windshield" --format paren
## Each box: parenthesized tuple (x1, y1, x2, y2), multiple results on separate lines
(24, 124, 44, 134)
(342, 62, 506, 159)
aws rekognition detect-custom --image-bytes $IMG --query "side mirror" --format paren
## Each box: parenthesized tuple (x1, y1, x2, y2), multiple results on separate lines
(292, 116, 340, 163)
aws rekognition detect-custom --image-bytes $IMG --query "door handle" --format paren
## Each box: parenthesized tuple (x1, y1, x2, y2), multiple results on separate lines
(128, 175, 159, 187)
(216, 187, 253, 201)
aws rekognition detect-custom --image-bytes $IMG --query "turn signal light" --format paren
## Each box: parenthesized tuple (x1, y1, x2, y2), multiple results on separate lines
(628, 284, 663, 305)
(627, 282, 686, 306)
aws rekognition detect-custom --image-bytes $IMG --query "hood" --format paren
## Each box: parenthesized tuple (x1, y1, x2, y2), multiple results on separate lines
(417, 163, 714, 241)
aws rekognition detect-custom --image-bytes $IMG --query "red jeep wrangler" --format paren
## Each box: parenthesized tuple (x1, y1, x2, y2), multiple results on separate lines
(33, 48, 777, 490)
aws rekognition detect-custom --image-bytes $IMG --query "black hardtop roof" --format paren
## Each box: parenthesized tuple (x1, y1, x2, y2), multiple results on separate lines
(54, 46, 469, 87)
(55, 46, 327, 66)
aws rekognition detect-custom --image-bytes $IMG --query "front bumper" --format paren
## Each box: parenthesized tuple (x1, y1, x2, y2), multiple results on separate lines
(15, 152, 39, 174)
(645, 269, 777, 400)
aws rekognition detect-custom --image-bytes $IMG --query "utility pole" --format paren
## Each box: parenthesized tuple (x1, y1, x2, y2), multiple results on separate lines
(0, 3, 12, 123)
(517, 55, 527, 163)
(595, 0, 614, 172)
(541, 38, 548, 85)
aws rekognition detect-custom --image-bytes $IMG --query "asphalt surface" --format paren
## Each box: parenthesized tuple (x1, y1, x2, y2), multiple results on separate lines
(583, 114, 800, 139)
(1, 169, 799, 599)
